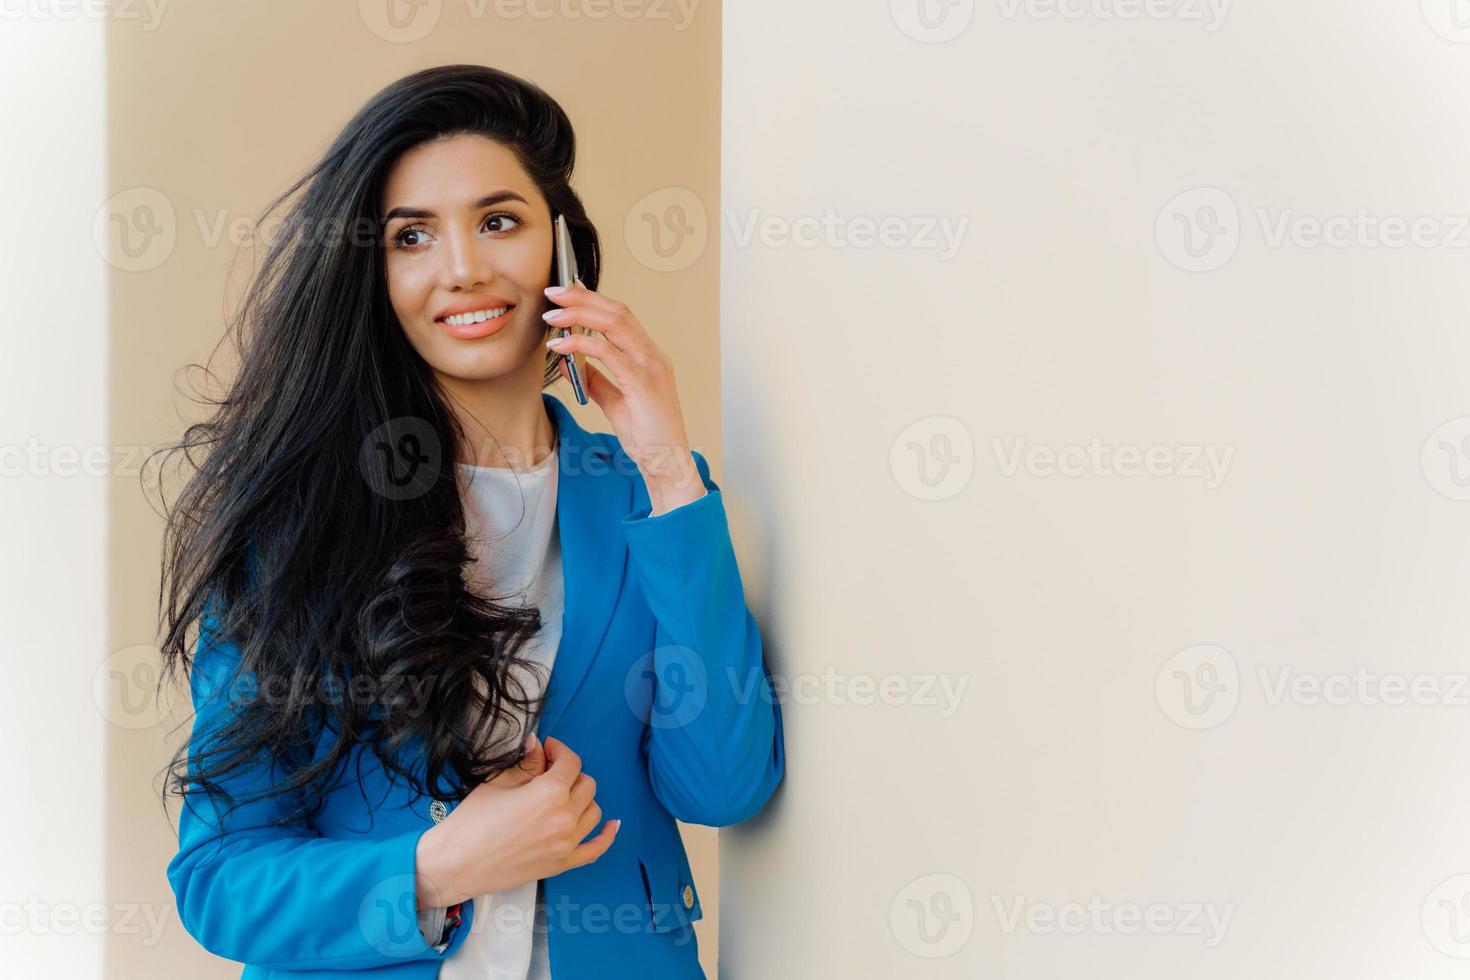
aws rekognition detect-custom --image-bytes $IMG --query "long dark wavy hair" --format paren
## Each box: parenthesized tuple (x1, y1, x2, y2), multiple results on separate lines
(151, 64, 601, 829)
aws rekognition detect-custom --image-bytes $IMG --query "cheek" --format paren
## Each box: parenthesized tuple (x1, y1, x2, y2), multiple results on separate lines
(497, 238, 552, 295)
(383, 255, 435, 322)
(517, 249, 551, 289)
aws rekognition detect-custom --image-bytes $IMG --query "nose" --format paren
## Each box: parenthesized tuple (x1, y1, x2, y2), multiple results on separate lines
(439, 223, 495, 290)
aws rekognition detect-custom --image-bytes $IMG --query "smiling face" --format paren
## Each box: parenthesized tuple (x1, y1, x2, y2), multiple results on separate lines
(381, 134, 554, 388)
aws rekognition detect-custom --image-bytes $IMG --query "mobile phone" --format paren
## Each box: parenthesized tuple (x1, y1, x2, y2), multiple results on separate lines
(551, 214, 589, 405)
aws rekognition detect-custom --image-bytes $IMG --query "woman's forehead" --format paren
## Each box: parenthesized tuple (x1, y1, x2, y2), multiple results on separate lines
(382, 135, 539, 211)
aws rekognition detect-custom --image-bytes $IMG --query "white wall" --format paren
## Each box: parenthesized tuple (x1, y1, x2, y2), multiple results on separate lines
(720, 1, 1470, 976)
(0, 14, 109, 980)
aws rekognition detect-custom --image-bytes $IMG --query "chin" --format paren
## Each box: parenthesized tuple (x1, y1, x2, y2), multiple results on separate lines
(436, 353, 519, 381)
(435, 339, 542, 380)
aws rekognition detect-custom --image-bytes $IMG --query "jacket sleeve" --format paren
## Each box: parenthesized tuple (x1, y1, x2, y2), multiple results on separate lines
(165, 611, 464, 970)
(620, 449, 786, 827)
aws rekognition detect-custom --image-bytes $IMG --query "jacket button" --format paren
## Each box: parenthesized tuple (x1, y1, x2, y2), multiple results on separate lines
(682, 884, 694, 909)
(429, 799, 449, 824)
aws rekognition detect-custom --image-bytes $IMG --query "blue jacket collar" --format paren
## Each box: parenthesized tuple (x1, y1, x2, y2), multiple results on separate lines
(541, 390, 601, 469)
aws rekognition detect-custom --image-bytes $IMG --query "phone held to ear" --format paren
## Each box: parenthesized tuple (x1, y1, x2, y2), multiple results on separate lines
(552, 213, 590, 405)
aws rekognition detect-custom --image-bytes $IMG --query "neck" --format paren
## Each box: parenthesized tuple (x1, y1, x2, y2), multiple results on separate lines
(439, 370, 558, 470)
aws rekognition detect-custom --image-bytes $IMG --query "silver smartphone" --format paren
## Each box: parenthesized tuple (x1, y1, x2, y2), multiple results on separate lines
(552, 214, 589, 405)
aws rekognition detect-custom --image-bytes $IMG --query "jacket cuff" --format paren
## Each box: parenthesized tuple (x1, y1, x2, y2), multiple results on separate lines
(624, 485, 710, 524)
(620, 486, 728, 567)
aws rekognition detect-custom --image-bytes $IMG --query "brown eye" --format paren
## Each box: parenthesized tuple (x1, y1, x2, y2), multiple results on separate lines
(485, 213, 520, 234)
(393, 227, 429, 250)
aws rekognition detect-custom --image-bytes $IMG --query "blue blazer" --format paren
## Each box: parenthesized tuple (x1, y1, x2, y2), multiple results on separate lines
(167, 392, 786, 978)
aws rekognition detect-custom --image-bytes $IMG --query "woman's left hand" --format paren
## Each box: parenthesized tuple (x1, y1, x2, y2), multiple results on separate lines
(542, 282, 705, 515)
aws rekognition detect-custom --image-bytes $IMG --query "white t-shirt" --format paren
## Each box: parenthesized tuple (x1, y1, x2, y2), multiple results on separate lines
(417, 446, 563, 978)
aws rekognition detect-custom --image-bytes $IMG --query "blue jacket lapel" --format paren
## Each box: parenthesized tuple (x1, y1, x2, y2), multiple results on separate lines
(533, 391, 632, 736)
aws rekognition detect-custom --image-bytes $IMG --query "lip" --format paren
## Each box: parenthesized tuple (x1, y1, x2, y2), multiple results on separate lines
(435, 297, 516, 320)
(434, 301, 516, 340)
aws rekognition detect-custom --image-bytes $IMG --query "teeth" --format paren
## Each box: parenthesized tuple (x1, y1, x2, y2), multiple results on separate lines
(443, 306, 509, 326)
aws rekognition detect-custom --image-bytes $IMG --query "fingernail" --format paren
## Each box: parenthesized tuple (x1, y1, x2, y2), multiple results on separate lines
(610, 819, 622, 833)
(542, 308, 565, 322)
(546, 337, 566, 348)
(544, 285, 568, 297)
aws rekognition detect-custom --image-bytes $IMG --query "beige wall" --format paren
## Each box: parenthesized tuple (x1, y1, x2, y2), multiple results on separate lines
(96, 4, 723, 979)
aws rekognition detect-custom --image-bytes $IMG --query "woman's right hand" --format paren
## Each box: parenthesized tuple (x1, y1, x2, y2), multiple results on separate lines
(414, 734, 620, 909)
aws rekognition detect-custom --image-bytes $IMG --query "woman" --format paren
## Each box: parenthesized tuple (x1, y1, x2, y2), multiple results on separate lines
(156, 64, 784, 979)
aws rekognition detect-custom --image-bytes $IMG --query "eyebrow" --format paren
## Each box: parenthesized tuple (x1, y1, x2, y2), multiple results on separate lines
(381, 191, 530, 225)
